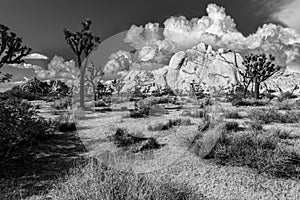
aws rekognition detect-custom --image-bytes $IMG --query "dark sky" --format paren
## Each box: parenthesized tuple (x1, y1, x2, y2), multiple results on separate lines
(0, 0, 287, 60)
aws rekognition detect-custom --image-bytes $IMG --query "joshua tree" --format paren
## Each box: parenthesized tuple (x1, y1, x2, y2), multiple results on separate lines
(112, 78, 125, 97)
(0, 24, 31, 82)
(240, 53, 281, 99)
(84, 61, 104, 101)
(63, 19, 101, 109)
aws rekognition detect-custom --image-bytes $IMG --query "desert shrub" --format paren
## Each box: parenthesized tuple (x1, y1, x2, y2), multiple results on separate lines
(246, 120, 263, 131)
(223, 121, 240, 132)
(271, 129, 298, 140)
(181, 109, 207, 118)
(0, 101, 51, 159)
(224, 110, 242, 119)
(0, 86, 39, 101)
(203, 127, 300, 179)
(249, 109, 299, 124)
(148, 118, 192, 131)
(232, 99, 269, 107)
(198, 97, 213, 108)
(46, 159, 203, 200)
(276, 101, 294, 110)
(109, 129, 160, 152)
(51, 114, 76, 132)
(51, 97, 72, 110)
(95, 100, 108, 107)
(129, 102, 151, 118)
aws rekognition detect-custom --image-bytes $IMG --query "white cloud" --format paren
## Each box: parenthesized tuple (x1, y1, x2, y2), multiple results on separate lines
(273, 0, 300, 32)
(103, 50, 132, 74)
(24, 53, 49, 60)
(35, 55, 78, 86)
(116, 3, 300, 72)
(9, 63, 43, 71)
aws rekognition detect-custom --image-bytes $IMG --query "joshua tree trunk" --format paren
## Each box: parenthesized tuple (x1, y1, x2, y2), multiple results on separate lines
(254, 79, 260, 100)
(77, 56, 86, 109)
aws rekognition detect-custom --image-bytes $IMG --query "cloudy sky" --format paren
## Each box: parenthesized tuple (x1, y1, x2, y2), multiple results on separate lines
(0, 0, 300, 90)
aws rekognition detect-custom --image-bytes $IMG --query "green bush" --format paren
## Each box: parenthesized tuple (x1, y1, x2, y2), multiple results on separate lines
(224, 110, 242, 119)
(51, 97, 72, 110)
(249, 109, 299, 124)
(232, 99, 269, 107)
(51, 114, 76, 132)
(0, 101, 51, 159)
(208, 130, 300, 179)
(148, 118, 192, 131)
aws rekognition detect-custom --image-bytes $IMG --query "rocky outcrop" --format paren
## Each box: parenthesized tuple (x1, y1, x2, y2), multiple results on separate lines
(121, 43, 245, 93)
(120, 42, 300, 94)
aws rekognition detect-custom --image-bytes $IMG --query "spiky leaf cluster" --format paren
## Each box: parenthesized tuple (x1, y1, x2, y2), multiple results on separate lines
(63, 19, 101, 65)
(241, 53, 281, 83)
(0, 24, 31, 82)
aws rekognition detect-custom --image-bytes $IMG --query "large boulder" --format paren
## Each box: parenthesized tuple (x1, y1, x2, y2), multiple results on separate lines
(120, 42, 299, 95)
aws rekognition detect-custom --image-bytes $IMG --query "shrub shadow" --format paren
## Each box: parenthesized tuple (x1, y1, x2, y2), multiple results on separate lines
(0, 131, 88, 199)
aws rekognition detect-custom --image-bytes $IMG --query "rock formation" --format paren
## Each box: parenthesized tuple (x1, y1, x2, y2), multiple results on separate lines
(119, 42, 300, 95)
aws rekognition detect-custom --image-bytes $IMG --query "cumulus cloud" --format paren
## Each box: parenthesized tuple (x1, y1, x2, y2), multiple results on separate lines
(106, 3, 300, 73)
(24, 53, 49, 60)
(103, 50, 132, 74)
(272, 0, 300, 32)
(36, 55, 78, 86)
(124, 22, 164, 49)
(9, 63, 43, 72)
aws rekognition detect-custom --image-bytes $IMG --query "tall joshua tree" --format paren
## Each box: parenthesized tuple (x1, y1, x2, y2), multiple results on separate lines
(241, 53, 281, 99)
(0, 24, 31, 82)
(63, 19, 101, 109)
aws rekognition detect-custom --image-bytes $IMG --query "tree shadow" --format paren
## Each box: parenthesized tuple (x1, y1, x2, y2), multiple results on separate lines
(0, 132, 88, 199)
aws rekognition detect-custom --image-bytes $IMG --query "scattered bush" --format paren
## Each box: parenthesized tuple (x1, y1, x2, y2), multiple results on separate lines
(148, 118, 192, 131)
(232, 98, 269, 107)
(206, 129, 300, 179)
(224, 110, 242, 119)
(51, 97, 72, 110)
(0, 101, 51, 159)
(181, 109, 207, 118)
(223, 121, 240, 132)
(249, 109, 299, 124)
(276, 101, 294, 110)
(46, 159, 204, 200)
(51, 114, 76, 132)
(109, 128, 160, 153)
(246, 120, 263, 131)
(198, 97, 213, 108)
(95, 100, 108, 107)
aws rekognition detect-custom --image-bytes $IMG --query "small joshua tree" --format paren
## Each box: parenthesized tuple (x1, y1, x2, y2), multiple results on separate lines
(240, 53, 281, 99)
(112, 78, 125, 97)
(84, 61, 104, 101)
(63, 19, 101, 109)
(0, 24, 31, 82)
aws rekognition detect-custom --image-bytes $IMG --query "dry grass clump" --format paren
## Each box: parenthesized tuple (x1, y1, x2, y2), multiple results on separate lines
(232, 98, 269, 107)
(224, 110, 243, 119)
(249, 108, 299, 124)
(51, 114, 76, 132)
(148, 118, 192, 131)
(50, 97, 72, 110)
(206, 129, 300, 179)
(245, 120, 263, 131)
(182, 115, 300, 179)
(181, 109, 207, 118)
(45, 159, 205, 200)
(109, 128, 161, 153)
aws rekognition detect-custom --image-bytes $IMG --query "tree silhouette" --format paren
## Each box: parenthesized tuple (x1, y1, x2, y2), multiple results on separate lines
(84, 61, 104, 101)
(240, 53, 281, 99)
(0, 24, 31, 82)
(63, 19, 101, 109)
